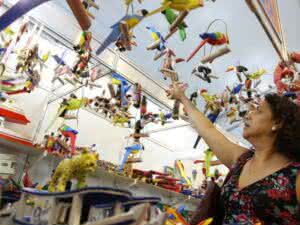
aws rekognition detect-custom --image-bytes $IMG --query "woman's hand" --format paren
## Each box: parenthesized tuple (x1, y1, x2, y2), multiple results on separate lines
(166, 82, 188, 101)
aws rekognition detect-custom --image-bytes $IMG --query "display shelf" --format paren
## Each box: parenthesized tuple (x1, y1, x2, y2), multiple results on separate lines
(0, 137, 39, 156)
(0, 136, 61, 162)
(90, 168, 200, 211)
(0, 137, 200, 210)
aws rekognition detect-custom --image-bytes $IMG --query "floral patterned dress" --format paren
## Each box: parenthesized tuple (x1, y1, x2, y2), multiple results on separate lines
(220, 151, 300, 225)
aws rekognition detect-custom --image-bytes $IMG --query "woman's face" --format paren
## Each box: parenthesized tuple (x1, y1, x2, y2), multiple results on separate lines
(243, 100, 275, 140)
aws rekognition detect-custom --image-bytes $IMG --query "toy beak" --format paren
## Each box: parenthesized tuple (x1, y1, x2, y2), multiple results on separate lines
(226, 66, 235, 72)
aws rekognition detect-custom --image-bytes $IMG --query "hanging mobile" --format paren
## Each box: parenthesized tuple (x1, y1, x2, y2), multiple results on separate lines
(186, 19, 231, 64)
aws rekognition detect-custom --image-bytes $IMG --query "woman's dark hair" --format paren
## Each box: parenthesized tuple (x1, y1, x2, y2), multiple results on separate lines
(265, 93, 300, 161)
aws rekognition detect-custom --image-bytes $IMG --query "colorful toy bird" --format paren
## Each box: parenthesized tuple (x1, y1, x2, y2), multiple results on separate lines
(46, 95, 90, 132)
(120, 144, 143, 170)
(59, 125, 79, 155)
(226, 65, 248, 82)
(146, 26, 166, 51)
(166, 206, 189, 225)
(162, 8, 187, 41)
(200, 89, 217, 104)
(95, 10, 148, 55)
(74, 31, 92, 53)
(175, 160, 192, 186)
(3, 27, 15, 36)
(111, 72, 131, 107)
(112, 112, 132, 127)
(159, 111, 172, 125)
(146, 0, 204, 17)
(40, 51, 50, 63)
(248, 68, 267, 80)
(187, 32, 229, 62)
(230, 83, 244, 95)
(192, 64, 218, 83)
(52, 53, 66, 66)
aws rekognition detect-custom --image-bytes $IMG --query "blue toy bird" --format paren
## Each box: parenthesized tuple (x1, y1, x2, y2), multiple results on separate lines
(146, 26, 166, 51)
(111, 72, 131, 107)
(96, 10, 148, 55)
(231, 83, 243, 95)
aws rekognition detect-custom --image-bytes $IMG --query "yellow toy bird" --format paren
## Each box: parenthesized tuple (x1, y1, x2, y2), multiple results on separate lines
(248, 68, 267, 80)
(41, 51, 50, 63)
(112, 113, 131, 127)
(3, 27, 15, 36)
(200, 89, 217, 104)
(146, 0, 204, 17)
(46, 95, 90, 132)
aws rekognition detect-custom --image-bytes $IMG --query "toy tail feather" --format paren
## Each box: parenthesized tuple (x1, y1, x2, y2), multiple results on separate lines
(186, 39, 208, 62)
(120, 150, 131, 170)
(96, 29, 120, 55)
(0, 0, 50, 32)
(179, 28, 186, 41)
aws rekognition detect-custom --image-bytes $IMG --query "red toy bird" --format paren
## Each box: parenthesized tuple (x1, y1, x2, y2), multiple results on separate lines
(186, 32, 229, 62)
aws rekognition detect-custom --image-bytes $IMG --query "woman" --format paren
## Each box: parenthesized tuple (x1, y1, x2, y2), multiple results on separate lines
(166, 83, 300, 224)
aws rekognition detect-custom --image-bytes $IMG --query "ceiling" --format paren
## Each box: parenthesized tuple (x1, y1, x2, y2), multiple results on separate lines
(26, 0, 300, 150)
(52, 0, 300, 99)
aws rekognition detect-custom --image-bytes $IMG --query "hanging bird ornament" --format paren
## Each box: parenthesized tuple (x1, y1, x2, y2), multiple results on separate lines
(162, 8, 188, 41)
(187, 31, 229, 62)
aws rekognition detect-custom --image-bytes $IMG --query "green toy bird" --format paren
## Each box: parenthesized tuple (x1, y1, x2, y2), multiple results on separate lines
(162, 8, 187, 41)
(46, 95, 90, 132)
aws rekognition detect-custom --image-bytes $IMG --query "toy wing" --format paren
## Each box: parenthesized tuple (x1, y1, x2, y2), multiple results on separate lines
(112, 72, 127, 84)
(66, 98, 89, 110)
(146, 27, 161, 41)
(125, 16, 142, 30)
(164, 8, 177, 24)
(0, 0, 50, 32)
(178, 28, 186, 41)
(200, 32, 222, 40)
(4, 27, 15, 36)
(41, 51, 50, 62)
(52, 54, 66, 66)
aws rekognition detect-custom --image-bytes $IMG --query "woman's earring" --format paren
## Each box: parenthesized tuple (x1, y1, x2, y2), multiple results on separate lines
(272, 126, 276, 131)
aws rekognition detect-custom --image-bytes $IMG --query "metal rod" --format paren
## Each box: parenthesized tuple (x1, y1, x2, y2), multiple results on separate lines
(145, 137, 175, 152)
(147, 123, 191, 134)
(47, 85, 85, 104)
(32, 90, 52, 143)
